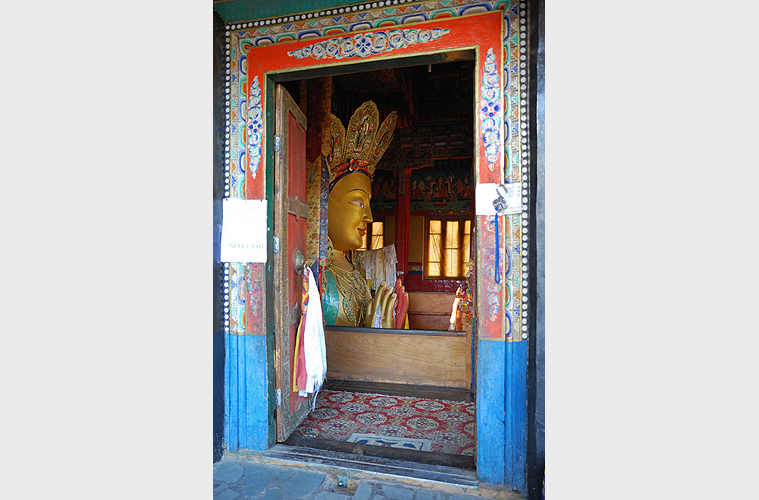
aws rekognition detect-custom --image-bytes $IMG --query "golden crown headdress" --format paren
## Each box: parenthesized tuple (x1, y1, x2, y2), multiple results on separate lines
(323, 101, 397, 191)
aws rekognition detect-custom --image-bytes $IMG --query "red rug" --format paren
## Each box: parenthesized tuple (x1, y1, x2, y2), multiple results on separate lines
(294, 390, 475, 456)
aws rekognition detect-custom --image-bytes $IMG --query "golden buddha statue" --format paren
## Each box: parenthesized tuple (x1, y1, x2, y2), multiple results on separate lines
(320, 101, 406, 328)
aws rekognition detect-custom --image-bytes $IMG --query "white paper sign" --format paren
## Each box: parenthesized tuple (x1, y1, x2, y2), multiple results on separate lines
(475, 183, 523, 215)
(220, 199, 268, 263)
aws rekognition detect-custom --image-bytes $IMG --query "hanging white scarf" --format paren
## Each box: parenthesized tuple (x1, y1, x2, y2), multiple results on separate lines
(298, 267, 327, 406)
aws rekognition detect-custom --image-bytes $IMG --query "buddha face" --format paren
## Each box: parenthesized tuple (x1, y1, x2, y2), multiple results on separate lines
(328, 172, 373, 252)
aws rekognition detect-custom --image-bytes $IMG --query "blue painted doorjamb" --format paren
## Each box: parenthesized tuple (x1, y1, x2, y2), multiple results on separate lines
(477, 339, 528, 489)
(477, 340, 506, 484)
(505, 340, 527, 491)
(224, 333, 270, 452)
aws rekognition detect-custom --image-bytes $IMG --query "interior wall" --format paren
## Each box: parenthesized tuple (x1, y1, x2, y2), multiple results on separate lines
(379, 120, 474, 295)
(384, 216, 395, 246)
(408, 215, 424, 262)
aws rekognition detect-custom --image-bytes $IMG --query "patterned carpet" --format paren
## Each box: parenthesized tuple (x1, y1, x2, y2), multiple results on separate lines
(294, 390, 475, 456)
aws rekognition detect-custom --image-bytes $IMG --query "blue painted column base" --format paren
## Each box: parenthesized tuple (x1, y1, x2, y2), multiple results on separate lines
(224, 333, 270, 452)
(505, 340, 527, 491)
(477, 339, 528, 490)
(477, 340, 506, 484)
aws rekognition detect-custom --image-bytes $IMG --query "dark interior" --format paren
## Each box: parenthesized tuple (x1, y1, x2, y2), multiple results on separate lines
(281, 61, 478, 467)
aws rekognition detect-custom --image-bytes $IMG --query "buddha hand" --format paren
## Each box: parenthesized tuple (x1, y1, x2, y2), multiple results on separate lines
(393, 278, 408, 329)
(364, 282, 396, 328)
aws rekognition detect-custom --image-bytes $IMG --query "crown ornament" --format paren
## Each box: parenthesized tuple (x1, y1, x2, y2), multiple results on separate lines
(323, 100, 397, 191)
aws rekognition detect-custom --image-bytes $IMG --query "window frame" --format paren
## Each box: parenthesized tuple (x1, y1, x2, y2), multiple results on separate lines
(423, 216, 471, 279)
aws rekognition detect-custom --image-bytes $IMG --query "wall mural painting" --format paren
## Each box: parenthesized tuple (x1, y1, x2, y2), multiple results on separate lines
(229, 264, 245, 334)
(499, 3, 525, 341)
(474, 41, 504, 339)
(232, 45, 247, 199)
(370, 169, 397, 213)
(480, 48, 501, 172)
(223, 0, 527, 342)
(408, 165, 472, 214)
(226, 264, 265, 336)
(247, 76, 264, 181)
(223, 42, 246, 337)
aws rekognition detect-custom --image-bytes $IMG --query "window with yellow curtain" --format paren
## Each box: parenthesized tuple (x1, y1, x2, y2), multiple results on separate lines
(424, 217, 471, 278)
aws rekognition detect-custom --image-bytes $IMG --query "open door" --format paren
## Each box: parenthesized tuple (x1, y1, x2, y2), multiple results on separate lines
(273, 84, 311, 442)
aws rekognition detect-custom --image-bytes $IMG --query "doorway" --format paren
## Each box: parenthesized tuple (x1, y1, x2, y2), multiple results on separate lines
(222, 9, 519, 486)
(273, 59, 478, 470)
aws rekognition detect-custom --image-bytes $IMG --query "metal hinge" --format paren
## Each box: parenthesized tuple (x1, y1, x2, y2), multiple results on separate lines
(273, 236, 280, 254)
(274, 135, 281, 153)
(275, 389, 281, 407)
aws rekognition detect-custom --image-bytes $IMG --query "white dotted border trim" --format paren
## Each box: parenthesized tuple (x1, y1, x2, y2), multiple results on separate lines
(224, 29, 232, 334)
(224, 0, 415, 31)
(517, 2, 529, 340)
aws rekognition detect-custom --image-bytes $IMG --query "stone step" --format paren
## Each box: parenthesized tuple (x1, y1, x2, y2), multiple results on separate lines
(263, 444, 479, 487)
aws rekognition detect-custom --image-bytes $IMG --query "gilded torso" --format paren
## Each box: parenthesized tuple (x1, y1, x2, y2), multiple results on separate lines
(321, 262, 371, 327)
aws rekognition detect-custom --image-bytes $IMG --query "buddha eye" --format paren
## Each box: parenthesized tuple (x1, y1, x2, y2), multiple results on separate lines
(349, 200, 364, 208)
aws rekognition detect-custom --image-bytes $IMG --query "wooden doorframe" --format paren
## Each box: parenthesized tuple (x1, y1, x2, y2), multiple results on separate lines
(266, 52, 481, 442)
(263, 46, 484, 438)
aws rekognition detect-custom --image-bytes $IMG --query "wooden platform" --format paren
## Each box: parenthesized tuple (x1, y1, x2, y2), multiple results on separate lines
(325, 326, 472, 388)
(407, 291, 457, 331)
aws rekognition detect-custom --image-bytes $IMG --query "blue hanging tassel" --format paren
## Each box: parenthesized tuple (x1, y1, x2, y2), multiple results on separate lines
(492, 215, 500, 284)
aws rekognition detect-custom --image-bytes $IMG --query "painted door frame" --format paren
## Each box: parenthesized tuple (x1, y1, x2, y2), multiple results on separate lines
(221, 8, 530, 489)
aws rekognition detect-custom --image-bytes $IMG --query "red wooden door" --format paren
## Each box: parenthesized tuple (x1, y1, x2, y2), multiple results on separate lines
(273, 84, 311, 442)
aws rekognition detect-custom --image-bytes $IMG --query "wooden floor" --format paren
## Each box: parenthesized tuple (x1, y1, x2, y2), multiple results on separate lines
(284, 379, 476, 470)
(323, 379, 474, 402)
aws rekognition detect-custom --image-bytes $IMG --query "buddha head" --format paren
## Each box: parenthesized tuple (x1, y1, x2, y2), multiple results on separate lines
(328, 169, 373, 251)
(325, 101, 397, 252)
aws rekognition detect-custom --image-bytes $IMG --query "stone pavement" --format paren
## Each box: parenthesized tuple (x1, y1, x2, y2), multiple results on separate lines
(213, 458, 522, 500)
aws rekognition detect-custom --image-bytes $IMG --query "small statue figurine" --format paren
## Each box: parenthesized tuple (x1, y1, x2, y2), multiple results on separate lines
(320, 101, 408, 328)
